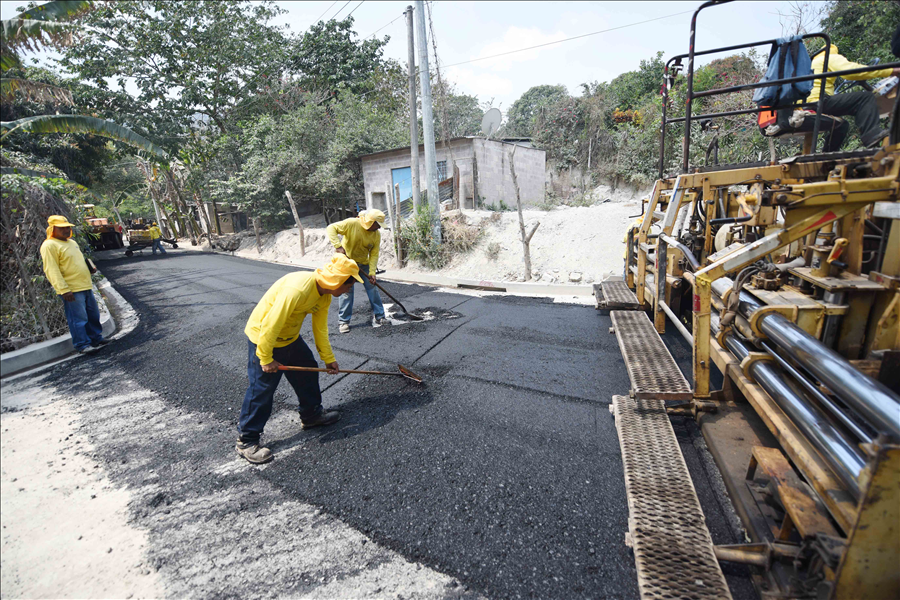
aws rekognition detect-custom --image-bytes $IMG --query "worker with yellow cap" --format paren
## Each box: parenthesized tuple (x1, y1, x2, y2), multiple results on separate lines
(236, 253, 365, 464)
(326, 209, 387, 333)
(148, 222, 166, 255)
(40, 215, 109, 355)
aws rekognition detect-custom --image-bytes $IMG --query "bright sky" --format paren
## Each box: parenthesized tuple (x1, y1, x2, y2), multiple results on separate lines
(3, 0, 808, 115)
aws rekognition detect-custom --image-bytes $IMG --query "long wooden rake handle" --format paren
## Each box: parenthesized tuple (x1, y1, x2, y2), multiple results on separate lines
(278, 365, 404, 377)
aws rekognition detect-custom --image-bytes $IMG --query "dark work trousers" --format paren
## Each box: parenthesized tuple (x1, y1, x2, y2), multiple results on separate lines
(238, 337, 324, 442)
(820, 91, 882, 151)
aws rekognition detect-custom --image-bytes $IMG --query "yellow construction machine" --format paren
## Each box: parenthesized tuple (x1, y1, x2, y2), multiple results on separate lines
(598, 2, 900, 598)
(81, 204, 124, 251)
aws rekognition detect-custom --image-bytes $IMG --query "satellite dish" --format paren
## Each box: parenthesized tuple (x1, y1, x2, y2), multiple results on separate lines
(481, 108, 502, 137)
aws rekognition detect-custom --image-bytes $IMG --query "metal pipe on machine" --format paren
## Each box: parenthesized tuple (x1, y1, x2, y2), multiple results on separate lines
(711, 279, 900, 440)
(711, 312, 866, 498)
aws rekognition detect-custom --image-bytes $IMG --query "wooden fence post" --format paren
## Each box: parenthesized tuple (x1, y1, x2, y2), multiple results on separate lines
(284, 191, 306, 256)
(253, 217, 262, 254)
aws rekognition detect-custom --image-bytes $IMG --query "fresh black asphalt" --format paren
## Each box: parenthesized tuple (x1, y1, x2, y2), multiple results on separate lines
(51, 249, 757, 599)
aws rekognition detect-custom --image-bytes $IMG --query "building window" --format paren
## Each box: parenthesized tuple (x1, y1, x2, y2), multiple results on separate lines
(437, 160, 447, 181)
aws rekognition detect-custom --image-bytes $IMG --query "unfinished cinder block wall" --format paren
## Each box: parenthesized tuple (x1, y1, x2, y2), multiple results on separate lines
(359, 137, 546, 213)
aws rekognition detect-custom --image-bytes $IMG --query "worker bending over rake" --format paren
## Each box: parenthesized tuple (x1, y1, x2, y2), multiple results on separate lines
(326, 209, 387, 333)
(236, 254, 364, 464)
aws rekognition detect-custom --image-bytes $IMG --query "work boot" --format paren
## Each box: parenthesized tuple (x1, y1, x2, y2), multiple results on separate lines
(339, 322, 350, 334)
(91, 338, 111, 348)
(865, 129, 889, 148)
(301, 409, 341, 430)
(78, 346, 100, 355)
(235, 439, 273, 464)
(372, 316, 386, 328)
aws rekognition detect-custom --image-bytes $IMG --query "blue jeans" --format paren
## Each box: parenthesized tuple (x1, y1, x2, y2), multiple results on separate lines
(238, 337, 324, 442)
(62, 290, 104, 351)
(338, 263, 385, 323)
(152, 239, 166, 254)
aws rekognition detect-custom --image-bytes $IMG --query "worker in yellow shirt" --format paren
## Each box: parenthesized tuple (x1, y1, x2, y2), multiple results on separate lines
(148, 222, 166, 255)
(326, 209, 386, 333)
(40, 215, 109, 355)
(808, 44, 900, 151)
(236, 253, 365, 464)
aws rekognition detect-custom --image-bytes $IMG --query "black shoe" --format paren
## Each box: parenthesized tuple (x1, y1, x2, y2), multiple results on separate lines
(91, 338, 111, 348)
(301, 410, 341, 430)
(865, 129, 889, 148)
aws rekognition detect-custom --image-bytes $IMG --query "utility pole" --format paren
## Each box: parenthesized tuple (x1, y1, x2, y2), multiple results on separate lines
(405, 6, 421, 212)
(414, 0, 440, 244)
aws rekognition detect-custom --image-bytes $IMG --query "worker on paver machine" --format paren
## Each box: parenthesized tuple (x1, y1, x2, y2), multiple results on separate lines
(326, 209, 387, 333)
(40, 215, 111, 355)
(805, 42, 900, 151)
(235, 254, 365, 464)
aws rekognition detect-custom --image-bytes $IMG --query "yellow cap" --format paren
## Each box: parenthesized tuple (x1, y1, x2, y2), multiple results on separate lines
(359, 209, 386, 229)
(46, 215, 76, 239)
(315, 254, 365, 290)
(48, 215, 76, 228)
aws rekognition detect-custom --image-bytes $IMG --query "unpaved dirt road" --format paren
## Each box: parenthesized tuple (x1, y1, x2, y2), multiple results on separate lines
(1, 250, 756, 599)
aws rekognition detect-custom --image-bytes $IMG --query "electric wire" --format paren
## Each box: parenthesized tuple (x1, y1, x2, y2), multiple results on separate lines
(313, 1, 339, 24)
(363, 13, 403, 39)
(346, 1, 365, 19)
(444, 10, 693, 68)
(330, 0, 353, 21)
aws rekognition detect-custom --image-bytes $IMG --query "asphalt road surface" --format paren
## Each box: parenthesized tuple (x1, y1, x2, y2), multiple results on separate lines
(31, 249, 757, 599)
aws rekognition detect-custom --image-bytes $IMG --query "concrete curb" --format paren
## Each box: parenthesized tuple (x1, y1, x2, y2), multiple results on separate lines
(184, 244, 594, 297)
(0, 278, 119, 378)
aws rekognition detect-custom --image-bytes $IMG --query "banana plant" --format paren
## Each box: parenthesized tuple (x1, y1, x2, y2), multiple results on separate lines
(1, 1, 169, 161)
(1, 1, 91, 102)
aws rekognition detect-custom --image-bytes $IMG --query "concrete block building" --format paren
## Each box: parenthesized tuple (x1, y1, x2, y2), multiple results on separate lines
(359, 137, 546, 215)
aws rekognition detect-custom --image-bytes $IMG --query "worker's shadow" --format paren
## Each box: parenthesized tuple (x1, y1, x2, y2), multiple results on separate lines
(268, 387, 434, 452)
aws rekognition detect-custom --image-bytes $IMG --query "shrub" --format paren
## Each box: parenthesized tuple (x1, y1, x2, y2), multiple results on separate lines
(399, 205, 482, 270)
(485, 242, 501, 260)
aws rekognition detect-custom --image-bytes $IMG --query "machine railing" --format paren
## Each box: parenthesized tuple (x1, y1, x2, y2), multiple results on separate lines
(658, 0, 900, 177)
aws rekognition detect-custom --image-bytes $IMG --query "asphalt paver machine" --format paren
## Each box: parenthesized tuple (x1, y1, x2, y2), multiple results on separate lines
(597, 2, 900, 598)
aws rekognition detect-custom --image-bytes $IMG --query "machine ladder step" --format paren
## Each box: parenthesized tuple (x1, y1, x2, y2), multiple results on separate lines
(612, 395, 733, 600)
(611, 310, 692, 400)
(595, 281, 641, 310)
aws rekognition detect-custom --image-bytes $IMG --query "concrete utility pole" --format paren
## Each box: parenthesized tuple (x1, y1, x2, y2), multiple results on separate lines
(405, 6, 421, 212)
(414, 0, 440, 243)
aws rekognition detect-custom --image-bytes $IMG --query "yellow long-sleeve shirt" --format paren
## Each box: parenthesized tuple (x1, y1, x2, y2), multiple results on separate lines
(244, 272, 335, 366)
(808, 45, 893, 104)
(40, 237, 92, 295)
(326, 218, 380, 270)
(149, 226, 161, 240)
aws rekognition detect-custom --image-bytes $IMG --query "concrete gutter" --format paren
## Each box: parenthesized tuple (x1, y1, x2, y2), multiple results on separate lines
(0, 278, 120, 378)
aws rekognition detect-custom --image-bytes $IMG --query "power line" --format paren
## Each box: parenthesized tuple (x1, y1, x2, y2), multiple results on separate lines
(363, 13, 403, 39)
(330, 0, 353, 21)
(346, 1, 365, 19)
(314, 1, 339, 24)
(444, 10, 694, 68)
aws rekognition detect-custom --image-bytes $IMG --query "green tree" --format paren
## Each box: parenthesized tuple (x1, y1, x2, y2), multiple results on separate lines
(504, 85, 569, 137)
(820, 0, 900, 64)
(291, 16, 390, 96)
(59, 0, 290, 134)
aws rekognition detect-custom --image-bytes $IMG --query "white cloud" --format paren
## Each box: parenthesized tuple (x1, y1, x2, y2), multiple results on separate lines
(473, 26, 569, 71)
(446, 66, 514, 98)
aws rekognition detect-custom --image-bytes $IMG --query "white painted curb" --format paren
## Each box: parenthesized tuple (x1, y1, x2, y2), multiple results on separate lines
(1, 279, 117, 378)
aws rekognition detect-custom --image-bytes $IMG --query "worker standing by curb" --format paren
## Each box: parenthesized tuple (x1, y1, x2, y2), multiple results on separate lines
(236, 254, 365, 464)
(326, 210, 387, 333)
(149, 222, 166, 255)
(40, 215, 110, 355)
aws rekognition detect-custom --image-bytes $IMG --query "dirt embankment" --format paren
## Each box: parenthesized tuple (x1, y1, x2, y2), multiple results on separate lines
(204, 185, 648, 284)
